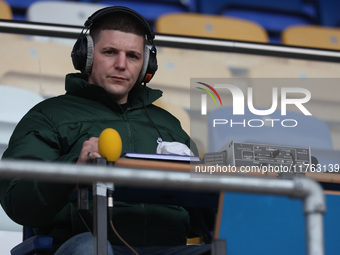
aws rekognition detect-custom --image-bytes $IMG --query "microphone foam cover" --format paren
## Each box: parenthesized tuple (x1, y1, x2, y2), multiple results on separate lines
(98, 128, 122, 162)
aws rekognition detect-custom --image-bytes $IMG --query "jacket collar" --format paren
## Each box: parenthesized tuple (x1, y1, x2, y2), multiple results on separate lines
(65, 73, 162, 110)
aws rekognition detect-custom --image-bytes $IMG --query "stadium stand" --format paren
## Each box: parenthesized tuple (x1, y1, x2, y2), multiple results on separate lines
(155, 12, 269, 43)
(317, 0, 340, 27)
(5, 0, 42, 20)
(27, 1, 108, 26)
(5, 0, 340, 47)
(282, 25, 340, 50)
(5, 0, 40, 9)
(97, 0, 197, 27)
(197, 0, 318, 43)
(0, 0, 12, 19)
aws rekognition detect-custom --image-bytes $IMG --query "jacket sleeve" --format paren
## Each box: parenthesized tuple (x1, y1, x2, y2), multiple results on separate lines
(3, 109, 62, 161)
(0, 109, 76, 227)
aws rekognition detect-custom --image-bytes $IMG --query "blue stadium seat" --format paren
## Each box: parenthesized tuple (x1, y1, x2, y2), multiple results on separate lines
(198, 0, 303, 14)
(98, 0, 197, 26)
(6, 0, 39, 10)
(11, 233, 53, 255)
(197, 0, 317, 43)
(5, 0, 33, 20)
(6, 0, 62, 20)
(317, 0, 340, 27)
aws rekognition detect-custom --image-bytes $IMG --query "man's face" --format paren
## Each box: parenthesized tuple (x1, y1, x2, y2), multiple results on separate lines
(89, 29, 144, 104)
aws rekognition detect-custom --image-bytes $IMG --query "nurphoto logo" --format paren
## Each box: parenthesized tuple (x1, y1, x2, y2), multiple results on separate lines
(196, 81, 312, 128)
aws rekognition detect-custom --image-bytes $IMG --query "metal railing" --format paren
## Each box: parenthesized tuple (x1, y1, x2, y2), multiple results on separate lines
(1, 19, 340, 62)
(0, 159, 326, 255)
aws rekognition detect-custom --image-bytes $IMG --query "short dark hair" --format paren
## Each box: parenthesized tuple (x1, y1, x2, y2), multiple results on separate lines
(90, 12, 146, 43)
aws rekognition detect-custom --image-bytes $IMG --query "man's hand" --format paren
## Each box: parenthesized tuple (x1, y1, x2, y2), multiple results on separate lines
(77, 137, 101, 164)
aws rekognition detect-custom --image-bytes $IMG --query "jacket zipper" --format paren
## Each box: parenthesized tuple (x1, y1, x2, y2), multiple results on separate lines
(122, 111, 134, 152)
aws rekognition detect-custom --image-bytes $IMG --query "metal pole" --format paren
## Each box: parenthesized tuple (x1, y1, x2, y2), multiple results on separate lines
(1, 20, 340, 61)
(0, 160, 326, 255)
(306, 214, 324, 255)
(93, 182, 108, 255)
(295, 178, 326, 255)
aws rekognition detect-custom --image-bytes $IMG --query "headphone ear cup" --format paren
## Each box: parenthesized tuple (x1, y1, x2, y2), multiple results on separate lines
(71, 34, 94, 73)
(137, 45, 150, 85)
(137, 45, 158, 84)
(83, 35, 94, 74)
(71, 35, 86, 72)
(145, 46, 158, 83)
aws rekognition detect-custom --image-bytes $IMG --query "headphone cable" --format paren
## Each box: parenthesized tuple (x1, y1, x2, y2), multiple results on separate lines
(142, 83, 164, 141)
(107, 189, 139, 255)
(109, 219, 139, 255)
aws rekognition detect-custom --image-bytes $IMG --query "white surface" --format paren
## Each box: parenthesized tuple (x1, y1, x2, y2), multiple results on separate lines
(27, 1, 108, 44)
(0, 230, 22, 255)
(0, 207, 22, 232)
(0, 191, 23, 255)
(0, 85, 44, 145)
(27, 1, 108, 26)
(0, 85, 44, 124)
(0, 86, 42, 254)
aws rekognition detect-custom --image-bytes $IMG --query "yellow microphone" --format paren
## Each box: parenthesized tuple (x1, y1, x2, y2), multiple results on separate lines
(98, 128, 122, 162)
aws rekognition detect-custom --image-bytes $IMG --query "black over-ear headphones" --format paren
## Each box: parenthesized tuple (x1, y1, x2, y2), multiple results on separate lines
(71, 6, 158, 84)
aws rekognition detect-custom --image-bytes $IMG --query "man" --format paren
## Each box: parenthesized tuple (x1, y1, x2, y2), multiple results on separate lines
(0, 6, 210, 255)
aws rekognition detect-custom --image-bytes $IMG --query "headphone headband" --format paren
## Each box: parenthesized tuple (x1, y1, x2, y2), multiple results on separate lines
(84, 6, 155, 42)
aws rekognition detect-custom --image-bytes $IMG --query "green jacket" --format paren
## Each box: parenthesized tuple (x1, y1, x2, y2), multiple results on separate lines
(0, 73, 197, 252)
